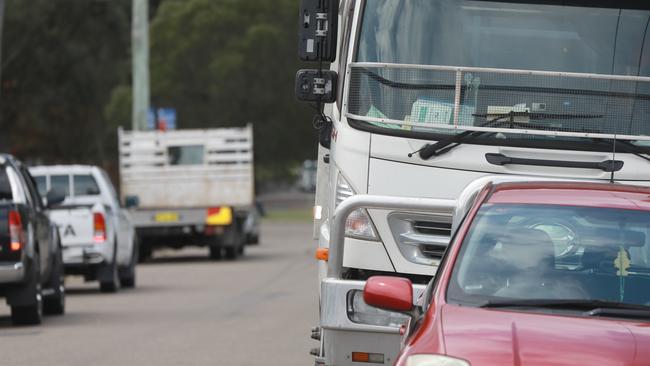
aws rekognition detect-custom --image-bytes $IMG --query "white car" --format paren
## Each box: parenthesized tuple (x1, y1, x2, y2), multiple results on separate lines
(30, 165, 137, 292)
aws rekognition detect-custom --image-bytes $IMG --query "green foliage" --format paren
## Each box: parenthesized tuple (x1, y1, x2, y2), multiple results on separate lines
(1, 0, 132, 165)
(1, 0, 316, 179)
(147, 0, 316, 172)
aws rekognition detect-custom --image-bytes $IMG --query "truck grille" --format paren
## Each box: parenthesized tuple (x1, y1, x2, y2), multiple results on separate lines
(387, 212, 453, 265)
(419, 243, 448, 259)
(412, 221, 452, 237)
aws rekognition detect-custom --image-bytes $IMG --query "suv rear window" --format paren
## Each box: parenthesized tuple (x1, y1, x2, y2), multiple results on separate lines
(0, 167, 12, 201)
(51, 175, 70, 197)
(73, 175, 100, 196)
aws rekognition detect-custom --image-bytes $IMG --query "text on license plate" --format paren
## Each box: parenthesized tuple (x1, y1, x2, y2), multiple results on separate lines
(154, 212, 179, 223)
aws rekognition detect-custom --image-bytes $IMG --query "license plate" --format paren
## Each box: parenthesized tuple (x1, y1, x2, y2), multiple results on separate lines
(154, 212, 179, 223)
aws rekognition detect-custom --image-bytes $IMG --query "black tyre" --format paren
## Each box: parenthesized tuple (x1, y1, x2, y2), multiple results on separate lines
(225, 246, 238, 260)
(120, 238, 138, 288)
(246, 233, 260, 245)
(209, 245, 223, 260)
(100, 245, 120, 293)
(11, 254, 43, 326)
(225, 224, 244, 260)
(138, 239, 152, 263)
(43, 247, 65, 315)
(11, 302, 42, 326)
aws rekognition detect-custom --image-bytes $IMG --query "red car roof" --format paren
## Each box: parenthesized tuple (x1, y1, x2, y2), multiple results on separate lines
(487, 182, 650, 211)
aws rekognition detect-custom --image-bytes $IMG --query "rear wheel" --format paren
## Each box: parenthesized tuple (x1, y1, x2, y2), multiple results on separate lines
(209, 245, 223, 260)
(11, 253, 43, 326)
(225, 226, 243, 260)
(43, 247, 65, 315)
(138, 239, 152, 263)
(119, 238, 138, 288)
(100, 245, 120, 293)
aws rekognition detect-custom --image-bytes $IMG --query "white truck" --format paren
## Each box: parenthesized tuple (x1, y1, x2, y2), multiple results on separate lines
(30, 165, 137, 293)
(295, 1, 650, 365)
(117, 125, 259, 261)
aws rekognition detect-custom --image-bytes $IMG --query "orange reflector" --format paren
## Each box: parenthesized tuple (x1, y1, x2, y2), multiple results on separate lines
(10, 241, 21, 251)
(352, 352, 369, 362)
(351, 352, 384, 364)
(315, 248, 329, 261)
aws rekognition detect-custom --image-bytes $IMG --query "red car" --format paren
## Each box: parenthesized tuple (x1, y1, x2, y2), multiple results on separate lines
(364, 181, 650, 366)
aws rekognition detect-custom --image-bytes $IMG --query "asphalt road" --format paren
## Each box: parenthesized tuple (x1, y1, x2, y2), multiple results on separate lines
(0, 221, 318, 366)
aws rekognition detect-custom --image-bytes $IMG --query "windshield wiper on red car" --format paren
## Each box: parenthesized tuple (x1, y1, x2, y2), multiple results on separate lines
(479, 298, 650, 319)
(416, 111, 603, 160)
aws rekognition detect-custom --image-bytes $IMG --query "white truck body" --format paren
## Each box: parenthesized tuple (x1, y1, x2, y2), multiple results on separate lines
(308, 1, 650, 365)
(30, 165, 136, 289)
(117, 125, 257, 259)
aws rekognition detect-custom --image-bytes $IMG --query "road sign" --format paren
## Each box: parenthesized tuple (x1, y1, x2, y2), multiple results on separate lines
(157, 108, 177, 130)
(147, 107, 177, 130)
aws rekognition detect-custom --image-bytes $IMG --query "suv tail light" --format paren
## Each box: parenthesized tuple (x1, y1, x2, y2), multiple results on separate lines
(93, 212, 106, 243)
(8, 210, 24, 251)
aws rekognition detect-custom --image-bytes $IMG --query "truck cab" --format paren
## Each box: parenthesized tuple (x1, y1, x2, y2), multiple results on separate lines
(297, 1, 650, 365)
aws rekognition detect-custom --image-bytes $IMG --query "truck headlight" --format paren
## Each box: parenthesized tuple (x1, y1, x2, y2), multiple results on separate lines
(405, 355, 470, 366)
(346, 290, 409, 328)
(336, 174, 378, 240)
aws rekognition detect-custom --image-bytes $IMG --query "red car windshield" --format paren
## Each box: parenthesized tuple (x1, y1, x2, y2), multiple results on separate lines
(447, 204, 650, 309)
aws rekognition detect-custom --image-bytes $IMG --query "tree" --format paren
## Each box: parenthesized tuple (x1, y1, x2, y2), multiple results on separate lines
(0, 0, 132, 168)
(145, 0, 316, 177)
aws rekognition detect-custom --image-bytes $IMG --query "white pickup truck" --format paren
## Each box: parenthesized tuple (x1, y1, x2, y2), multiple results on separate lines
(30, 165, 137, 293)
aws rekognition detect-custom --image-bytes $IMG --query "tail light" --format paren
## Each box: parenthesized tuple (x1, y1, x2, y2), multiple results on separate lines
(93, 212, 106, 243)
(8, 210, 24, 251)
(205, 206, 233, 226)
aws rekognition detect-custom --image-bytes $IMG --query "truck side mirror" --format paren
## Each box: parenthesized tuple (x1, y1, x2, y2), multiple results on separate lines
(298, 0, 338, 62)
(295, 69, 337, 103)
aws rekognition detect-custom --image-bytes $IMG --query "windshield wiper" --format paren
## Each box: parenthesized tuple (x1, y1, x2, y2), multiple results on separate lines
(479, 298, 650, 318)
(416, 112, 603, 160)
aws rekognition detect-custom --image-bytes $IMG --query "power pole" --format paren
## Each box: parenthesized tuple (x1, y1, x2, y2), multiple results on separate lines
(0, 0, 5, 100)
(132, 0, 150, 131)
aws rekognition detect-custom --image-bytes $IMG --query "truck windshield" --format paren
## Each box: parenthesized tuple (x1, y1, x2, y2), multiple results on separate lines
(447, 204, 650, 314)
(351, 0, 650, 150)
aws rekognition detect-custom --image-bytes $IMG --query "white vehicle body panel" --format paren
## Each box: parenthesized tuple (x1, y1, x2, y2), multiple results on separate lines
(30, 165, 135, 267)
(118, 126, 254, 210)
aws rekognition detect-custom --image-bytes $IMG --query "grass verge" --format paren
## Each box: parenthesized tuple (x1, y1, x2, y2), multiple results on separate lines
(263, 207, 313, 222)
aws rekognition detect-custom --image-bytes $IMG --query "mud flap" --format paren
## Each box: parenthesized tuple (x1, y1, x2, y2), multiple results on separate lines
(96, 261, 115, 283)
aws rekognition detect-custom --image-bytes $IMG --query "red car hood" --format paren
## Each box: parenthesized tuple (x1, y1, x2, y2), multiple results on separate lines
(440, 305, 650, 366)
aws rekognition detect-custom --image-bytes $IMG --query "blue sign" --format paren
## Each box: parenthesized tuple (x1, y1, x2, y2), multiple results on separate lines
(147, 108, 156, 130)
(147, 107, 177, 130)
(157, 108, 177, 130)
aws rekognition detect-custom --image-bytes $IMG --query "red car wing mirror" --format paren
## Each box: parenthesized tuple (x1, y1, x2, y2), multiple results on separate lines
(363, 276, 414, 312)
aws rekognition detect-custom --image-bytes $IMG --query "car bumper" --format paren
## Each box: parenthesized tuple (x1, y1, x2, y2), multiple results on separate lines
(0, 262, 26, 284)
(62, 246, 109, 266)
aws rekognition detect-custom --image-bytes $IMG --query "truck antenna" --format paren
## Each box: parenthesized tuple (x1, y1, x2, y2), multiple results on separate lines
(610, 132, 617, 184)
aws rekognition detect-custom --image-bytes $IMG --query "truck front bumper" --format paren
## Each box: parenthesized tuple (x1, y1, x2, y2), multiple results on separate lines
(0, 262, 26, 284)
(319, 278, 426, 366)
